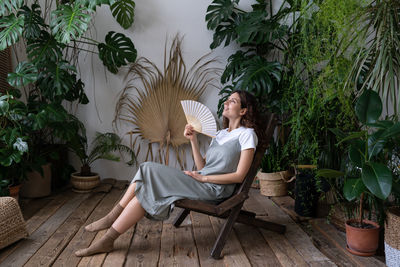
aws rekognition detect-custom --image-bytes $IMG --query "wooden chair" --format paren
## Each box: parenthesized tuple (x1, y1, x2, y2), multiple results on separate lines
(173, 113, 286, 259)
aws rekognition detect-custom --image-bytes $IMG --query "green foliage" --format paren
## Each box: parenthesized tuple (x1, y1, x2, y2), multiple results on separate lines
(98, 31, 137, 74)
(343, 0, 400, 115)
(0, 14, 24, 50)
(206, 0, 289, 115)
(260, 137, 289, 173)
(19, 4, 46, 40)
(7, 62, 38, 89)
(0, 0, 23, 16)
(69, 132, 136, 175)
(51, 2, 92, 44)
(110, 0, 135, 29)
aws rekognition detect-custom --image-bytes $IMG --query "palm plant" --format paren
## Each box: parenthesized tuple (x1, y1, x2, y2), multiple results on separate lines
(114, 35, 221, 168)
(342, 0, 400, 116)
(69, 132, 136, 176)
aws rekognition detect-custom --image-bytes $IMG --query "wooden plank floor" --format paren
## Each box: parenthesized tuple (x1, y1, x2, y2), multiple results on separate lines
(1, 181, 376, 267)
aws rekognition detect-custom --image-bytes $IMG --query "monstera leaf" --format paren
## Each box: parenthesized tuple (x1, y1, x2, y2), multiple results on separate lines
(234, 55, 282, 97)
(83, 0, 113, 10)
(19, 4, 45, 40)
(37, 61, 76, 99)
(27, 30, 65, 63)
(98, 31, 137, 73)
(50, 2, 92, 44)
(0, 0, 23, 17)
(7, 62, 38, 88)
(110, 0, 135, 29)
(206, 0, 239, 30)
(235, 10, 288, 45)
(0, 14, 24, 50)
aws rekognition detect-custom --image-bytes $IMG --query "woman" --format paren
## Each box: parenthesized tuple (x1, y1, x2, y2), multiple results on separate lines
(75, 90, 262, 257)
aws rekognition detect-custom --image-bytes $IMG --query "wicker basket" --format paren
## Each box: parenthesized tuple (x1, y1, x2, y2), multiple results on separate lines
(385, 206, 400, 267)
(0, 197, 28, 249)
(258, 170, 292, 197)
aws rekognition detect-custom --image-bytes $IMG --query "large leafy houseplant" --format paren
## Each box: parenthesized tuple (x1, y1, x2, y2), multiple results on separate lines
(321, 90, 400, 228)
(0, 91, 28, 188)
(0, 0, 137, 179)
(205, 0, 298, 115)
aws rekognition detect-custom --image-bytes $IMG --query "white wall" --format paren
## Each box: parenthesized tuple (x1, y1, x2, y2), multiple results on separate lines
(71, 0, 260, 180)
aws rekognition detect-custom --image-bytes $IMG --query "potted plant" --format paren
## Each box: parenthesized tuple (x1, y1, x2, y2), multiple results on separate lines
(68, 131, 136, 193)
(0, 91, 29, 199)
(322, 89, 399, 256)
(0, 1, 137, 195)
(258, 136, 293, 196)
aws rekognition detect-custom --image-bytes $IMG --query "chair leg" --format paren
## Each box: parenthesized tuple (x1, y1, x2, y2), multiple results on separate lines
(237, 210, 286, 234)
(210, 205, 243, 259)
(173, 208, 190, 228)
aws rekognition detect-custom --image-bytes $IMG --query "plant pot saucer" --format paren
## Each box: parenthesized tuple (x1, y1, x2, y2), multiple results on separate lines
(346, 245, 375, 257)
(72, 187, 93, 193)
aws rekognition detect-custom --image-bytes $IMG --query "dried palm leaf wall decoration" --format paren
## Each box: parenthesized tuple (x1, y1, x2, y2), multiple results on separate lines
(114, 35, 220, 168)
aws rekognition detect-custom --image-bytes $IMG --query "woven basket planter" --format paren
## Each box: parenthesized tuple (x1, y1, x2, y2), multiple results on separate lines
(0, 197, 28, 249)
(70, 172, 100, 193)
(258, 170, 292, 197)
(385, 206, 400, 267)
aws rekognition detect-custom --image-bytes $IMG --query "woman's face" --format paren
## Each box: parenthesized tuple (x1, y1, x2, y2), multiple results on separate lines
(222, 92, 246, 119)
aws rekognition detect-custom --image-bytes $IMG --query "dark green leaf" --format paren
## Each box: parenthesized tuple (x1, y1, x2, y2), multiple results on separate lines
(316, 169, 344, 178)
(355, 89, 382, 124)
(0, 99, 9, 115)
(110, 0, 135, 29)
(206, 0, 239, 30)
(349, 140, 365, 167)
(7, 62, 38, 88)
(367, 129, 385, 158)
(0, 14, 24, 50)
(19, 4, 46, 40)
(362, 162, 392, 200)
(27, 30, 64, 63)
(381, 122, 400, 140)
(98, 31, 137, 73)
(343, 178, 365, 201)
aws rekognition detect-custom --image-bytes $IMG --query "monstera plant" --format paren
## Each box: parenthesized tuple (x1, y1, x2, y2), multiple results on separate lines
(0, 0, 137, 191)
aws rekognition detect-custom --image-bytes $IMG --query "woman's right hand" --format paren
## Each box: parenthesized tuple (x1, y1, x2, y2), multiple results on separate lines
(184, 124, 197, 141)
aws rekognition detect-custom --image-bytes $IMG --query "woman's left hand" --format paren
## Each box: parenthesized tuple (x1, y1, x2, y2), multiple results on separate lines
(184, 170, 207, 183)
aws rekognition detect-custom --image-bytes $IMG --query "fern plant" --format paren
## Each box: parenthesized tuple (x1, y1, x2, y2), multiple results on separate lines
(69, 132, 136, 176)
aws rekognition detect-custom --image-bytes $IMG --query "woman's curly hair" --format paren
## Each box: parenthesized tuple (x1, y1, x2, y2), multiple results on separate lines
(222, 90, 265, 146)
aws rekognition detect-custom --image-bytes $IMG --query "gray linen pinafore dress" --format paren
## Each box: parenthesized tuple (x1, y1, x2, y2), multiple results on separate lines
(132, 137, 243, 220)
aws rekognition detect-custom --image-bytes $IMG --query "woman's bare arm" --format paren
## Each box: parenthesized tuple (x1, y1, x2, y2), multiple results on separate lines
(190, 138, 205, 170)
(185, 148, 255, 184)
(184, 124, 205, 170)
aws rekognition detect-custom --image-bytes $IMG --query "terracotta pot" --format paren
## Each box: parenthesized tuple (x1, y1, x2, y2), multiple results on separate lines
(70, 172, 100, 193)
(345, 219, 380, 256)
(8, 184, 22, 201)
(20, 163, 52, 198)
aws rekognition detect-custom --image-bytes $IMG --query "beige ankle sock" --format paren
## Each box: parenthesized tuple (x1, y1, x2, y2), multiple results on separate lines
(75, 227, 120, 257)
(85, 204, 124, 232)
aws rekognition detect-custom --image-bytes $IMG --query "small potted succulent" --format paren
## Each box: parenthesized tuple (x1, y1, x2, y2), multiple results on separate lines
(68, 131, 136, 192)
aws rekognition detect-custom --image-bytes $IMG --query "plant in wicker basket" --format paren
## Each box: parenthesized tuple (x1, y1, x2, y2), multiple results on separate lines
(257, 137, 292, 197)
(68, 131, 135, 193)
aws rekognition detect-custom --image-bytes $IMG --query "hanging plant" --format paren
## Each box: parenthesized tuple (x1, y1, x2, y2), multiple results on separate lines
(114, 35, 221, 168)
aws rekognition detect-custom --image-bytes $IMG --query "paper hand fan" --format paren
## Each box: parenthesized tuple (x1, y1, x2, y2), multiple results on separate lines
(180, 100, 217, 138)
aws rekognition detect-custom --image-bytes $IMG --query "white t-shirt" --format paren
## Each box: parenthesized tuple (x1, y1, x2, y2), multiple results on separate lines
(215, 126, 258, 151)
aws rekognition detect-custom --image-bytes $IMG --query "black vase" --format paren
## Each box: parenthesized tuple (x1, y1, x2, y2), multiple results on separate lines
(294, 172, 319, 217)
